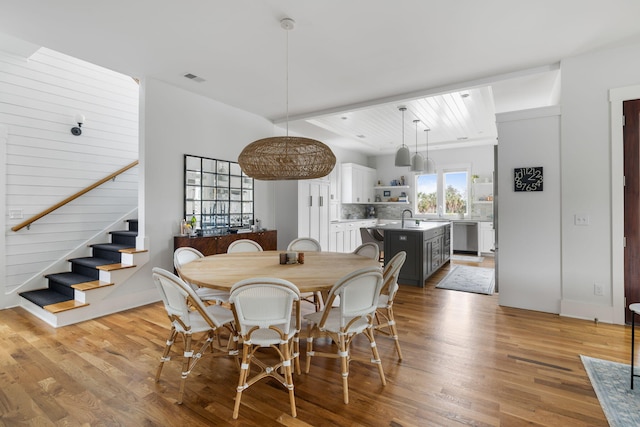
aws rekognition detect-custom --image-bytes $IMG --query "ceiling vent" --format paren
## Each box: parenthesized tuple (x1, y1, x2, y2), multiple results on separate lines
(184, 73, 205, 83)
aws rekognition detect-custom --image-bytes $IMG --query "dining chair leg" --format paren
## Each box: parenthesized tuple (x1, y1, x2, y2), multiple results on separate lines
(338, 335, 350, 404)
(363, 327, 386, 386)
(156, 327, 178, 382)
(305, 327, 314, 374)
(293, 335, 301, 375)
(281, 341, 297, 418)
(233, 343, 251, 419)
(387, 308, 403, 361)
(177, 333, 194, 404)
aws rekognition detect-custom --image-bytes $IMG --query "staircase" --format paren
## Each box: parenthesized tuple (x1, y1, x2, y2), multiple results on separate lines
(19, 219, 149, 327)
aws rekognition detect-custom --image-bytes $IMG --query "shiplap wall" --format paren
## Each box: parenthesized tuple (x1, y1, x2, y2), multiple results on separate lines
(1, 47, 139, 298)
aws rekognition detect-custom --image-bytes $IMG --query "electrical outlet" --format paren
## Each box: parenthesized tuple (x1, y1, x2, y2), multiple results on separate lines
(575, 214, 590, 226)
(9, 209, 23, 219)
(594, 283, 604, 296)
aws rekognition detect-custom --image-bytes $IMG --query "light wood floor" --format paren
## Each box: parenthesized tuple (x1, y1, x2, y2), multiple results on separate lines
(0, 257, 631, 426)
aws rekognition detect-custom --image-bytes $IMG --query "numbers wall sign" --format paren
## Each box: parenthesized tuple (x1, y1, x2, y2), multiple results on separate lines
(514, 167, 543, 192)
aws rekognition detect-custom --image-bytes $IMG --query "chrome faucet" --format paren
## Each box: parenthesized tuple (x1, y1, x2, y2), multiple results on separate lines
(401, 209, 413, 228)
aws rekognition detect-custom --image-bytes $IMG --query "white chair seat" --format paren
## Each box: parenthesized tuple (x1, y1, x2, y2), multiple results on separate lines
(196, 287, 231, 302)
(304, 311, 371, 335)
(376, 294, 390, 308)
(247, 319, 298, 347)
(205, 304, 235, 325)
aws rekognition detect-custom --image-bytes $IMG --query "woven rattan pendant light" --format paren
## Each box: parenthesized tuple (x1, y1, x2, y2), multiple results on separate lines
(238, 18, 335, 181)
(394, 107, 411, 166)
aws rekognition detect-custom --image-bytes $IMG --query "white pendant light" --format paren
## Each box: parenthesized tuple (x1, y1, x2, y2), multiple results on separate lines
(410, 119, 424, 172)
(394, 107, 411, 166)
(424, 128, 436, 174)
(238, 18, 336, 180)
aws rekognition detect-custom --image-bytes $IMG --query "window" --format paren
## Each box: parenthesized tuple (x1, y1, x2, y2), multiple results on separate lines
(416, 174, 438, 214)
(415, 167, 469, 216)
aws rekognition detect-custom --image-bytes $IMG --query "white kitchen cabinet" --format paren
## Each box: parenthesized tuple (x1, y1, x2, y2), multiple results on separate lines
(341, 163, 376, 204)
(329, 219, 377, 253)
(345, 222, 359, 251)
(298, 180, 330, 250)
(329, 222, 345, 252)
(480, 222, 495, 254)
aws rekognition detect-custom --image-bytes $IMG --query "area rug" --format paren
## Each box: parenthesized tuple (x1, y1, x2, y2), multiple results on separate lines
(435, 265, 495, 295)
(451, 254, 485, 263)
(581, 355, 640, 427)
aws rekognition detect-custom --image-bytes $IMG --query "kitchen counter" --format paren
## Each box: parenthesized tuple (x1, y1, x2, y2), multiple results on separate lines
(375, 220, 451, 231)
(374, 221, 451, 287)
(331, 218, 377, 223)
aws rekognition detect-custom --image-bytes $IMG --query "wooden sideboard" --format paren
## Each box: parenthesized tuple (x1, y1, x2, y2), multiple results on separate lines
(174, 230, 277, 256)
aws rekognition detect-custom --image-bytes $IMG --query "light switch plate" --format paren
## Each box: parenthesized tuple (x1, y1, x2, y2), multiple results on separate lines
(575, 214, 589, 226)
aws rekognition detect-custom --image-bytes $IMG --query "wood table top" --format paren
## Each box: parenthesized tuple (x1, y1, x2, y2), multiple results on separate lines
(179, 250, 381, 293)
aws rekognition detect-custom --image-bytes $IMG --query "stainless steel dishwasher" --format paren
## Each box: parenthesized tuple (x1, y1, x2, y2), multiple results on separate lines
(452, 221, 479, 254)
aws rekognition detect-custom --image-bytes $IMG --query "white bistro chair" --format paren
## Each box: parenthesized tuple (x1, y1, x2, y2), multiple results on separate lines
(287, 237, 323, 311)
(304, 266, 385, 404)
(353, 242, 381, 261)
(227, 239, 263, 253)
(174, 247, 230, 305)
(229, 277, 301, 419)
(287, 237, 321, 252)
(374, 251, 407, 360)
(152, 267, 237, 404)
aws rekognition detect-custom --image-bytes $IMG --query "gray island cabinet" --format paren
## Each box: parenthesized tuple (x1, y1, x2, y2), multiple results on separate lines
(376, 221, 451, 287)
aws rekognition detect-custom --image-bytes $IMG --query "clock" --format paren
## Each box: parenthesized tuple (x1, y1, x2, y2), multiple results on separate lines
(514, 167, 543, 192)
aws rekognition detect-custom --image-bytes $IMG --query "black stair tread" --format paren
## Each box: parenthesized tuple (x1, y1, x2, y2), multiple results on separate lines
(20, 289, 72, 307)
(109, 230, 137, 237)
(91, 243, 134, 252)
(45, 272, 97, 286)
(68, 257, 117, 268)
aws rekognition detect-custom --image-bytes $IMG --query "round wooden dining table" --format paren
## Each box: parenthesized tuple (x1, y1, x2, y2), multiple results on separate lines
(179, 250, 381, 293)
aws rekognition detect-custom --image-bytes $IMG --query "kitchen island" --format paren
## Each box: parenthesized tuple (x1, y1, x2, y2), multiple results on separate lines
(374, 221, 451, 287)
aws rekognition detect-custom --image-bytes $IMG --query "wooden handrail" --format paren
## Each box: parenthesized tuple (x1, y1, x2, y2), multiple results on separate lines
(11, 160, 139, 232)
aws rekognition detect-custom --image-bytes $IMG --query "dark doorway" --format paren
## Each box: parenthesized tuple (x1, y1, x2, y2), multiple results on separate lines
(624, 99, 640, 323)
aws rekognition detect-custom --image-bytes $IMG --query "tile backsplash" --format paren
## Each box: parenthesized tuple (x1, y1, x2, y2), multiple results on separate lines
(340, 202, 493, 220)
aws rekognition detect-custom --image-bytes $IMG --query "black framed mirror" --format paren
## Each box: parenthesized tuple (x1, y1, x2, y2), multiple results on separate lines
(184, 154, 254, 235)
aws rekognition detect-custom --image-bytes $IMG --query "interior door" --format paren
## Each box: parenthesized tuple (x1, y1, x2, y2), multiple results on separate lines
(624, 99, 640, 323)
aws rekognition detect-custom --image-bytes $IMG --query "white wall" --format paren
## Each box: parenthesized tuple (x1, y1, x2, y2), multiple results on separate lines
(139, 78, 278, 282)
(496, 107, 562, 314)
(559, 39, 640, 323)
(0, 47, 139, 307)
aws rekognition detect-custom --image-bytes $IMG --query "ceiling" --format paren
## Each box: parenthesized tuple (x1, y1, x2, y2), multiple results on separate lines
(0, 1, 639, 155)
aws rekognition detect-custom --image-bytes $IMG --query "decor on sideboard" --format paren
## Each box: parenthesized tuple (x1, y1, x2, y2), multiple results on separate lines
(410, 119, 424, 172)
(394, 106, 411, 167)
(239, 18, 335, 181)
